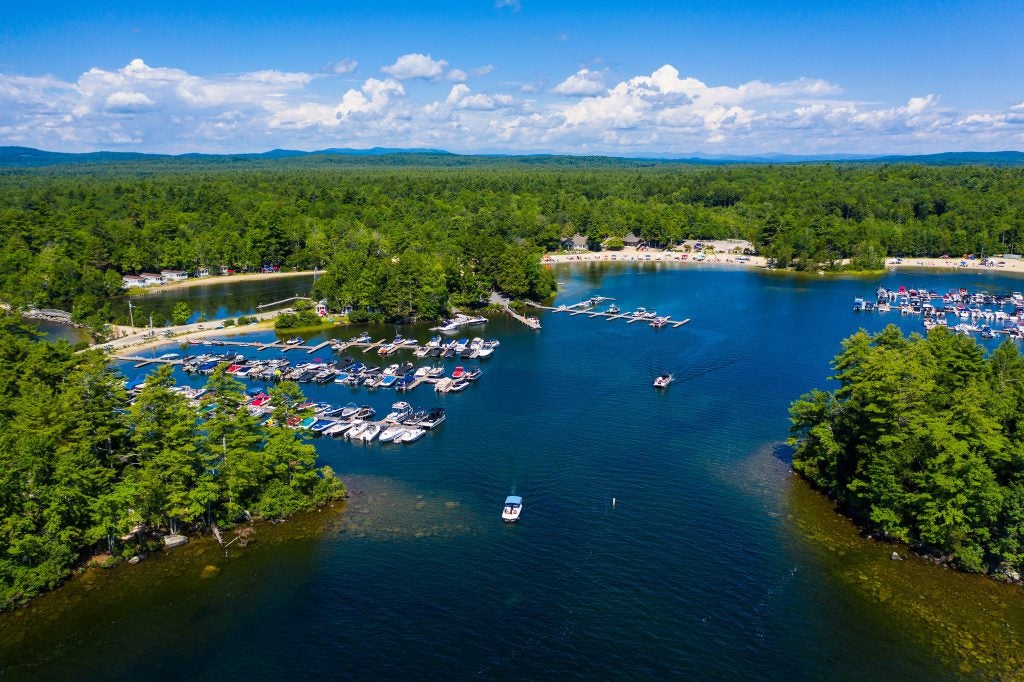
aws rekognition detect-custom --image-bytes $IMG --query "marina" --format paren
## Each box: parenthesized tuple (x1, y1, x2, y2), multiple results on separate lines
(854, 284, 1024, 339)
(12, 266, 1024, 680)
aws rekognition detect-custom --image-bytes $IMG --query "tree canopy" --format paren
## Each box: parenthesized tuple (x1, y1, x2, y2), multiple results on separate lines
(3, 160, 1023, 325)
(0, 319, 345, 609)
(789, 325, 1024, 575)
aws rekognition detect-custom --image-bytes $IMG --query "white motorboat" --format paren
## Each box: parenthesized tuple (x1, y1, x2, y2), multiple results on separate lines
(379, 424, 407, 443)
(358, 423, 381, 443)
(345, 422, 368, 440)
(323, 422, 353, 438)
(434, 377, 453, 393)
(396, 427, 426, 443)
(653, 373, 674, 389)
(502, 495, 522, 522)
(384, 401, 413, 422)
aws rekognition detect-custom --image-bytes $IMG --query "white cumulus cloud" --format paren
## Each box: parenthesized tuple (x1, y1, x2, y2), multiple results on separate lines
(382, 53, 448, 81)
(104, 91, 155, 113)
(551, 68, 607, 97)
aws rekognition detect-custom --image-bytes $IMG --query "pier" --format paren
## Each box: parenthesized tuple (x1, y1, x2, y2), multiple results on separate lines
(255, 296, 312, 310)
(525, 301, 690, 329)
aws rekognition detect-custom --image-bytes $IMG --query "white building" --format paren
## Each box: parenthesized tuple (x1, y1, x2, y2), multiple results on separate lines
(161, 270, 188, 281)
(122, 275, 147, 288)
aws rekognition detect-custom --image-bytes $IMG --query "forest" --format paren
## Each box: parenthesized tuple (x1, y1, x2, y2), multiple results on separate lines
(0, 319, 345, 609)
(789, 325, 1024, 577)
(2, 158, 1024, 328)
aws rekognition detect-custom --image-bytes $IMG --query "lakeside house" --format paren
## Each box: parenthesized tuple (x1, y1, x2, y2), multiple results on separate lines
(160, 269, 188, 282)
(139, 273, 164, 286)
(122, 274, 147, 288)
(315, 300, 329, 316)
(563, 233, 589, 252)
(196, 266, 211, 277)
(623, 232, 643, 248)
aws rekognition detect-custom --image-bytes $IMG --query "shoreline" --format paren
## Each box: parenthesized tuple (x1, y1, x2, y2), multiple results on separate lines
(124, 269, 318, 295)
(542, 248, 1024, 276)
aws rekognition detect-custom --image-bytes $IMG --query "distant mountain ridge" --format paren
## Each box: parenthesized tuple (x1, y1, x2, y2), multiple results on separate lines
(1, 145, 1022, 168)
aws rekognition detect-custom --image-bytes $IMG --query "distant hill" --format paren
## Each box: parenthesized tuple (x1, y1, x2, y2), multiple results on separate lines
(1, 145, 1022, 169)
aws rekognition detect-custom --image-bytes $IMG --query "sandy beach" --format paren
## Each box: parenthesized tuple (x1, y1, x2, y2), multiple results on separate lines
(126, 269, 318, 295)
(542, 247, 1024, 275)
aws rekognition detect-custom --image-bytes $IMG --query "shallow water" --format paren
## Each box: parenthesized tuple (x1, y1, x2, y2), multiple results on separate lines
(4, 263, 1024, 679)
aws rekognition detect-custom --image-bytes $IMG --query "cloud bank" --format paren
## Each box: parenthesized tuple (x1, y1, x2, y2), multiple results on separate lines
(0, 58, 1021, 154)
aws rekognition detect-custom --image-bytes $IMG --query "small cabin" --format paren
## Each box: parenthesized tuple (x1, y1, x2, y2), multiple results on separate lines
(563, 233, 589, 252)
(196, 266, 211, 277)
(161, 269, 188, 281)
(622, 232, 642, 248)
(315, 300, 329, 317)
(122, 275, 147, 288)
(139, 273, 164, 286)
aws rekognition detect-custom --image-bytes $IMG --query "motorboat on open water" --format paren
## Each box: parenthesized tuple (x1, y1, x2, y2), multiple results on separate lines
(653, 373, 674, 389)
(502, 495, 523, 522)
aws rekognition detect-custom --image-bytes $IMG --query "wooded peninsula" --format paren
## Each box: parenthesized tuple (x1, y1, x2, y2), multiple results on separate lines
(790, 326, 1024, 579)
(0, 320, 345, 609)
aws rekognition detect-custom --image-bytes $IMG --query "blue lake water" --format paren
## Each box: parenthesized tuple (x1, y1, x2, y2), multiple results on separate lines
(4, 264, 1024, 679)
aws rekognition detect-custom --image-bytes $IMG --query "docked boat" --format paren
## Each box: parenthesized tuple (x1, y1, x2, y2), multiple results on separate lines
(452, 366, 466, 379)
(502, 495, 523, 522)
(378, 375, 398, 388)
(340, 402, 361, 418)
(464, 368, 482, 382)
(384, 401, 413, 423)
(311, 419, 337, 433)
(323, 421, 353, 437)
(653, 373, 674, 389)
(607, 304, 620, 314)
(286, 337, 304, 345)
(649, 316, 670, 328)
(448, 378, 470, 392)
(454, 338, 469, 353)
(357, 423, 381, 443)
(396, 427, 426, 443)
(379, 424, 408, 443)
(418, 407, 446, 429)
(345, 422, 368, 440)
(434, 377, 453, 393)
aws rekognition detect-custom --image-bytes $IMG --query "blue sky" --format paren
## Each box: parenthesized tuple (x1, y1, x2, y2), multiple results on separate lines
(1, 0, 1021, 155)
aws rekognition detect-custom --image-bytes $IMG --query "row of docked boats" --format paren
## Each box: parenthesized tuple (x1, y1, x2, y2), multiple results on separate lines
(413, 336, 498, 360)
(854, 286, 1024, 339)
(182, 353, 483, 393)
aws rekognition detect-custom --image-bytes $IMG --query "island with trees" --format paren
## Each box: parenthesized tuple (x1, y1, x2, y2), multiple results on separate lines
(789, 325, 1024, 580)
(0, 319, 345, 609)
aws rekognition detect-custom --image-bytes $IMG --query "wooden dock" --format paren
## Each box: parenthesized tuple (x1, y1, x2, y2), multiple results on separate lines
(527, 301, 691, 331)
(115, 356, 184, 368)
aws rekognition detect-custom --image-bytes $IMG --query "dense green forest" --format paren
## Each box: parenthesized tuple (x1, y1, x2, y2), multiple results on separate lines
(2, 159, 1024, 326)
(0, 319, 345, 609)
(789, 325, 1024, 577)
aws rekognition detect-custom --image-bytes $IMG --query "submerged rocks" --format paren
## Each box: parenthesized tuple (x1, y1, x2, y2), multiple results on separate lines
(199, 565, 220, 579)
(891, 552, 903, 561)
(163, 534, 188, 549)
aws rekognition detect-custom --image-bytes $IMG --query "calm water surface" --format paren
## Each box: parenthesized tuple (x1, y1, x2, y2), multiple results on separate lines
(3, 264, 1024, 680)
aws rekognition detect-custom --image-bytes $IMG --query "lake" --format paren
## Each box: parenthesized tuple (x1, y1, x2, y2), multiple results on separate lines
(3, 264, 1024, 679)
(110, 273, 317, 325)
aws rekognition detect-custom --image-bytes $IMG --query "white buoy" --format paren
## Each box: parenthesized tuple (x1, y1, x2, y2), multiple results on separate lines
(612, 497, 616, 508)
